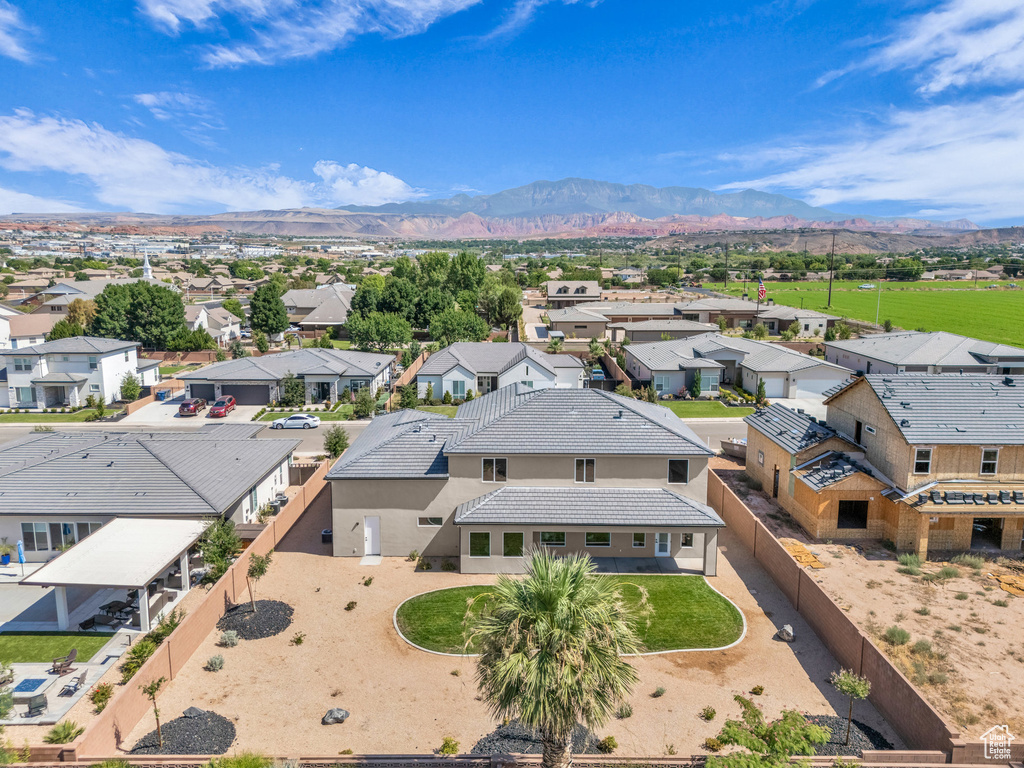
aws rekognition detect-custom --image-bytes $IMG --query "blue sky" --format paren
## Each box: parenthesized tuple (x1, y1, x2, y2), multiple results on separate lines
(0, 0, 1022, 223)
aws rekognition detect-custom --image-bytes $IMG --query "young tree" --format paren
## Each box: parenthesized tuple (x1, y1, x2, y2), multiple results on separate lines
(250, 284, 289, 336)
(253, 330, 270, 353)
(120, 372, 142, 402)
(323, 425, 350, 458)
(46, 318, 85, 341)
(751, 322, 769, 340)
(546, 336, 563, 353)
(468, 550, 646, 768)
(280, 372, 305, 408)
(716, 315, 728, 332)
(588, 338, 604, 359)
(706, 695, 828, 768)
(230, 340, 248, 359)
(614, 382, 634, 398)
(316, 332, 334, 349)
(400, 384, 419, 409)
(690, 369, 703, 399)
(824, 326, 837, 342)
(198, 518, 242, 582)
(835, 321, 853, 340)
(429, 307, 489, 346)
(246, 551, 273, 612)
(353, 387, 375, 418)
(830, 669, 871, 745)
(140, 677, 167, 749)
(425, 382, 434, 402)
(883, 319, 894, 333)
(756, 378, 767, 405)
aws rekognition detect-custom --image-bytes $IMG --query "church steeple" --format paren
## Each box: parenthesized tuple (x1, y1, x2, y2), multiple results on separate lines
(142, 251, 153, 280)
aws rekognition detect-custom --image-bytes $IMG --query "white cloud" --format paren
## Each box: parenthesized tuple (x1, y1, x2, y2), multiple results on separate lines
(313, 161, 425, 206)
(138, 0, 482, 66)
(0, 109, 422, 213)
(0, 186, 83, 216)
(0, 1, 33, 62)
(483, 0, 596, 40)
(134, 90, 217, 121)
(716, 92, 1024, 221)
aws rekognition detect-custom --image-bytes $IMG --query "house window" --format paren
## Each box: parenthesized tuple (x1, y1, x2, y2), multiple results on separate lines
(837, 500, 870, 529)
(704, 373, 719, 390)
(865, 425, 877, 435)
(668, 459, 689, 484)
(15, 387, 34, 404)
(575, 458, 595, 483)
(13, 357, 30, 371)
(349, 380, 367, 392)
(450, 380, 465, 398)
(482, 457, 507, 482)
(914, 449, 932, 475)
(76, 522, 101, 541)
(804, 324, 809, 331)
(124, 351, 130, 362)
(503, 532, 524, 557)
(632, 533, 646, 548)
(90, 384, 100, 392)
(653, 375, 670, 393)
(21, 522, 48, 551)
(88, 356, 98, 370)
(679, 533, 694, 547)
(540, 531, 565, 547)
(757, 450, 765, 466)
(521, 381, 534, 388)
(469, 531, 490, 558)
(62, 356, 69, 362)
(586, 532, 611, 547)
(417, 517, 443, 527)
(48, 522, 76, 550)
(981, 449, 999, 475)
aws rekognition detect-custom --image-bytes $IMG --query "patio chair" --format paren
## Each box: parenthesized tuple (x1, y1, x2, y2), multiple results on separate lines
(50, 648, 77, 676)
(78, 617, 95, 631)
(59, 671, 87, 697)
(23, 694, 47, 718)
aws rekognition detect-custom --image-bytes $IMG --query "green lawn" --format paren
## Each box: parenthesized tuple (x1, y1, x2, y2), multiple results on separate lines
(395, 575, 743, 654)
(258, 405, 354, 421)
(0, 632, 110, 663)
(662, 401, 754, 419)
(416, 405, 458, 418)
(158, 364, 199, 376)
(700, 280, 1024, 346)
(0, 408, 120, 423)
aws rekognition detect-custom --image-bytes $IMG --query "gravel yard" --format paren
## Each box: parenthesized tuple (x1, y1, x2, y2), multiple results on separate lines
(120, 489, 902, 757)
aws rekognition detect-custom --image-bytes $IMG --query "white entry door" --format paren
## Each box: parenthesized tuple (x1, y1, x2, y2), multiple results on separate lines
(655, 532, 671, 556)
(364, 516, 381, 556)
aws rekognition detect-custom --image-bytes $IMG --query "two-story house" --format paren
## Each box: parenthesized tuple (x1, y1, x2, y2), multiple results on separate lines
(0, 337, 160, 410)
(328, 385, 725, 574)
(544, 280, 603, 309)
(743, 375, 1024, 557)
(415, 342, 585, 399)
(185, 304, 242, 345)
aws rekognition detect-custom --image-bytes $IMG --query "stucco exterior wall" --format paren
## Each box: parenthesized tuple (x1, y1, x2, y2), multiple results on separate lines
(549, 320, 606, 339)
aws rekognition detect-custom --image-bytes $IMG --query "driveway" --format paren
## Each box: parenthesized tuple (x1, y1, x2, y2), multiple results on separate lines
(122, 393, 263, 425)
(772, 397, 827, 420)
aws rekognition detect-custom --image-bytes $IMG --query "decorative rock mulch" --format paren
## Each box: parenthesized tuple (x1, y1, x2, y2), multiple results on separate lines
(131, 708, 236, 755)
(471, 722, 599, 755)
(804, 714, 894, 756)
(216, 599, 294, 640)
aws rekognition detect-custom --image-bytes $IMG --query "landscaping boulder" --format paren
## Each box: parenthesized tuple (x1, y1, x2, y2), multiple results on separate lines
(322, 708, 350, 725)
(777, 624, 795, 642)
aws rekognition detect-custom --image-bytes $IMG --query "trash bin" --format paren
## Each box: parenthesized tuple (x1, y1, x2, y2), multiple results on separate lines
(321, 529, 333, 544)
(156, 389, 168, 401)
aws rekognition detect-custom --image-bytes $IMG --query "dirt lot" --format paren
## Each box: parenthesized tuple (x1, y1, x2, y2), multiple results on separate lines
(718, 465, 1024, 738)
(118, 491, 902, 757)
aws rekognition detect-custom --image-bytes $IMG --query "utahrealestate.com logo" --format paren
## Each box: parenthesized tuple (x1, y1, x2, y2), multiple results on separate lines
(980, 725, 1015, 760)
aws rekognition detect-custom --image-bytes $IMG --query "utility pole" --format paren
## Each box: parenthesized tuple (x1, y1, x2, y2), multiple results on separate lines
(827, 232, 836, 308)
(724, 243, 729, 288)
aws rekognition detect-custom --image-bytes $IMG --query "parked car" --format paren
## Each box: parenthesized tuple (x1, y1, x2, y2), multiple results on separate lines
(271, 413, 321, 430)
(858, 283, 875, 289)
(240, 329, 252, 338)
(178, 398, 207, 416)
(208, 396, 236, 417)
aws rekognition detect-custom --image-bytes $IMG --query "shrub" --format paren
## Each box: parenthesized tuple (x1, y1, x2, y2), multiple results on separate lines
(750, 685, 764, 695)
(145, 607, 185, 645)
(419, 557, 433, 571)
(652, 686, 666, 698)
(615, 702, 633, 719)
(897, 553, 921, 567)
(438, 737, 460, 756)
(914, 606, 930, 616)
(881, 539, 897, 552)
(219, 630, 240, 647)
(596, 736, 618, 754)
(912, 640, 933, 654)
(408, 549, 419, 561)
(700, 705, 716, 721)
(883, 626, 911, 645)
(440, 560, 456, 572)
(120, 639, 157, 683)
(955, 592, 969, 601)
(290, 632, 306, 646)
(363, 576, 373, 587)
(923, 565, 960, 582)
(897, 565, 921, 576)
(992, 599, 1009, 607)
(205, 654, 225, 672)
(207, 753, 273, 768)
(44, 721, 84, 744)
(703, 737, 723, 752)
(323, 425, 350, 458)
(951, 553, 984, 569)
(89, 682, 114, 713)
(345, 601, 357, 611)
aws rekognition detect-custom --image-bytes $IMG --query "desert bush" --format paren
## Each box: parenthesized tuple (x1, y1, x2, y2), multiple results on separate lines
(345, 601, 357, 611)
(703, 737, 723, 752)
(615, 702, 633, 719)
(219, 630, 240, 647)
(914, 606, 930, 615)
(897, 553, 921, 567)
(418, 557, 433, 570)
(912, 640, 933, 654)
(441, 559, 457, 571)
(89, 682, 114, 713)
(750, 685, 764, 695)
(119, 639, 157, 683)
(363, 576, 373, 587)
(205, 654, 225, 672)
(290, 632, 306, 645)
(952, 553, 984, 569)
(596, 736, 618, 754)
(44, 721, 84, 744)
(206, 753, 273, 768)
(652, 686, 666, 698)
(408, 550, 419, 561)
(992, 599, 1009, 607)
(438, 737, 460, 755)
(955, 592, 969, 600)
(923, 565, 960, 582)
(700, 705, 716, 721)
(884, 626, 911, 645)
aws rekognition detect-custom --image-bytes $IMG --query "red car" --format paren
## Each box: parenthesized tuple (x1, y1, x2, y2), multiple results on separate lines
(208, 396, 236, 418)
(178, 398, 207, 416)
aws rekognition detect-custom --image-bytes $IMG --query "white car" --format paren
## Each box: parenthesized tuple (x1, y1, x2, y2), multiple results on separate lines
(858, 283, 875, 289)
(271, 414, 321, 430)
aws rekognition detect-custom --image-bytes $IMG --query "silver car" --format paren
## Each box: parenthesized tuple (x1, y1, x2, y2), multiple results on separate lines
(271, 414, 321, 429)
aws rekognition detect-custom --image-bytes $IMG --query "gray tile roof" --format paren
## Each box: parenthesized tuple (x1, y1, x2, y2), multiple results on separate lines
(584, 302, 684, 317)
(454, 486, 725, 527)
(0, 336, 136, 356)
(860, 374, 1024, 445)
(180, 348, 393, 381)
(797, 452, 873, 491)
(31, 371, 90, 384)
(741, 347, 848, 374)
(447, 385, 713, 456)
(608, 319, 717, 332)
(745, 403, 838, 453)
(547, 307, 610, 323)
(281, 283, 354, 310)
(825, 331, 1024, 367)
(327, 409, 465, 478)
(0, 430, 298, 517)
(418, 342, 581, 379)
(544, 280, 601, 297)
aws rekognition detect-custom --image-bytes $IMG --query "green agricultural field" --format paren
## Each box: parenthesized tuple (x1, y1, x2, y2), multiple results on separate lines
(703, 281, 1024, 346)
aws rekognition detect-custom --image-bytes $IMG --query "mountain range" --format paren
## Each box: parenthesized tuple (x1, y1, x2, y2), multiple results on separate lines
(1, 178, 978, 240)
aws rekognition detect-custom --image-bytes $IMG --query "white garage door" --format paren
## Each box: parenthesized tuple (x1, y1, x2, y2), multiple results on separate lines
(760, 376, 786, 398)
(793, 376, 841, 398)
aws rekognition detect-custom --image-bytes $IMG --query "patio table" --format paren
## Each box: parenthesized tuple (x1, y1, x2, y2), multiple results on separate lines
(11, 677, 53, 705)
(99, 600, 128, 615)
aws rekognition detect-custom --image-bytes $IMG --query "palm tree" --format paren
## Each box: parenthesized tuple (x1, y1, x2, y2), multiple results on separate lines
(468, 550, 646, 768)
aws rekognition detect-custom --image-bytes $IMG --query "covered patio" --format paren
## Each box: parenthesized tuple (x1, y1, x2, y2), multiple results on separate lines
(30, 371, 87, 409)
(21, 518, 208, 632)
